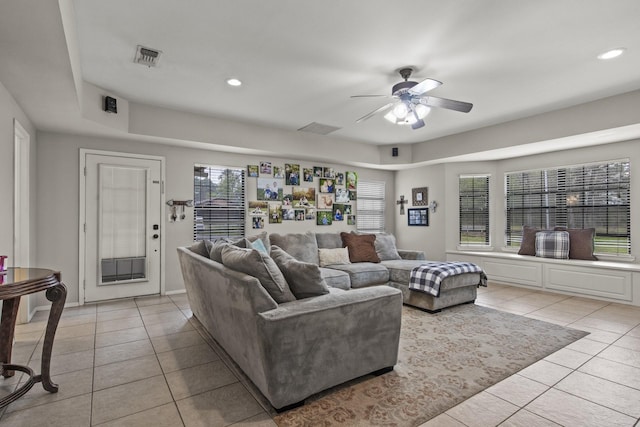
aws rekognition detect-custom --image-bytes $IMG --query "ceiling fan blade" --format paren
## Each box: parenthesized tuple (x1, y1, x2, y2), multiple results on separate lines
(420, 96, 473, 113)
(355, 102, 394, 123)
(411, 119, 425, 130)
(350, 95, 389, 98)
(408, 78, 442, 96)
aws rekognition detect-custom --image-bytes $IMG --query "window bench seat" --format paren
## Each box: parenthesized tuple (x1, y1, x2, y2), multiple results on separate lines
(446, 250, 640, 306)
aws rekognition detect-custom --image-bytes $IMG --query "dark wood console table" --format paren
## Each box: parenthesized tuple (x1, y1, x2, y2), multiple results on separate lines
(0, 268, 67, 407)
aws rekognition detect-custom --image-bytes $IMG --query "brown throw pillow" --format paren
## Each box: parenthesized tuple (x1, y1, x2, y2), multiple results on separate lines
(340, 232, 381, 263)
(518, 226, 539, 256)
(555, 227, 598, 260)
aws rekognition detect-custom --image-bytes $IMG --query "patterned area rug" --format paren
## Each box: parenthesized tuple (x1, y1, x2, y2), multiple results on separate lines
(273, 304, 588, 426)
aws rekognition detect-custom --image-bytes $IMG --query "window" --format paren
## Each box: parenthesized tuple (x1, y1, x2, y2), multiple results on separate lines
(459, 175, 490, 246)
(505, 160, 630, 255)
(194, 165, 245, 241)
(357, 180, 385, 233)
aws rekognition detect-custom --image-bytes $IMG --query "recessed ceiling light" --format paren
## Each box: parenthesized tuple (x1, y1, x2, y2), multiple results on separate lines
(226, 78, 242, 87)
(597, 48, 626, 60)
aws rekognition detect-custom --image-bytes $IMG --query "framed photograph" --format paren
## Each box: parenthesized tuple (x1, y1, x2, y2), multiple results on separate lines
(319, 178, 335, 193)
(269, 204, 283, 224)
(248, 201, 268, 217)
(292, 187, 316, 208)
(317, 210, 333, 226)
(282, 207, 295, 221)
(323, 167, 335, 178)
(273, 166, 285, 179)
(408, 208, 429, 226)
(303, 168, 314, 182)
(285, 163, 300, 185)
(259, 161, 272, 175)
(333, 204, 346, 221)
(257, 178, 283, 201)
(346, 171, 358, 191)
(335, 188, 350, 203)
(313, 166, 323, 177)
(247, 165, 259, 178)
(317, 193, 335, 209)
(294, 209, 306, 221)
(335, 172, 344, 185)
(412, 187, 428, 206)
(347, 215, 356, 225)
(252, 216, 264, 229)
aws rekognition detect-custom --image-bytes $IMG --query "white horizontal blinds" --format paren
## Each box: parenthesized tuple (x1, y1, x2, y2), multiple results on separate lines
(194, 165, 245, 241)
(505, 160, 630, 255)
(356, 180, 385, 233)
(459, 175, 490, 245)
(99, 165, 147, 259)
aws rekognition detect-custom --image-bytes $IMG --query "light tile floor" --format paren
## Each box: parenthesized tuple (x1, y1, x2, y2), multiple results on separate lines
(0, 284, 639, 426)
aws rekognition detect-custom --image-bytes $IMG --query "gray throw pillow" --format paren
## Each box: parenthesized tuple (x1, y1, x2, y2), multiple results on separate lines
(270, 246, 329, 299)
(189, 240, 212, 258)
(209, 238, 248, 263)
(221, 245, 296, 304)
(374, 233, 402, 260)
(270, 231, 319, 264)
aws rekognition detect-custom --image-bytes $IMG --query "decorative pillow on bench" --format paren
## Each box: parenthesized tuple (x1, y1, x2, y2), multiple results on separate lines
(555, 227, 598, 261)
(535, 230, 570, 259)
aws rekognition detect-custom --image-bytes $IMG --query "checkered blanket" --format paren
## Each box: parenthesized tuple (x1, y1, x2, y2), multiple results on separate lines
(409, 262, 487, 297)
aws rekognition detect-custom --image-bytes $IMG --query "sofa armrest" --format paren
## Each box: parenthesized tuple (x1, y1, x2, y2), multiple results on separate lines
(256, 286, 402, 409)
(398, 249, 426, 260)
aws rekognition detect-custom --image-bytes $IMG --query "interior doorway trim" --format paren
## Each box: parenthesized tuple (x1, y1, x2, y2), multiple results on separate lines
(78, 149, 166, 305)
(14, 119, 31, 322)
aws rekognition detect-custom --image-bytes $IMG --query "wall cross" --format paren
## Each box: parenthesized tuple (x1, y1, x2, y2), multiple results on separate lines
(396, 195, 408, 215)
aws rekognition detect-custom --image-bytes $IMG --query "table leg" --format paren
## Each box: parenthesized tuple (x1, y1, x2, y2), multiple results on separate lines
(38, 282, 67, 393)
(0, 297, 20, 378)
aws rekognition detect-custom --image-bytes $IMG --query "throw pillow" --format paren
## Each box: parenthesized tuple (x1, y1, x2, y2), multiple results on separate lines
(250, 238, 268, 254)
(221, 245, 296, 304)
(518, 226, 539, 256)
(247, 231, 270, 252)
(315, 232, 343, 249)
(270, 246, 330, 299)
(374, 233, 402, 261)
(189, 240, 212, 258)
(555, 227, 598, 261)
(269, 231, 319, 264)
(209, 237, 248, 263)
(318, 247, 351, 267)
(535, 231, 570, 259)
(340, 232, 381, 263)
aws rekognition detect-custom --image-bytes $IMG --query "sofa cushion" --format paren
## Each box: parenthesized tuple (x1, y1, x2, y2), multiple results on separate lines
(189, 240, 212, 258)
(374, 233, 402, 261)
(318, 248, 351, 267)
(554, 227, 598, 261)
(319, 268, 351, 290)
(315, 233, 343, 249)
(340, 232, 381, 263)
(535, 231, 570, 259)
(382, 259, 429, 283)
(327, 263, 389, 288)
(270, 231, 319, 264)
(221, 245, 296, 303)
(270, 246, 329, 299)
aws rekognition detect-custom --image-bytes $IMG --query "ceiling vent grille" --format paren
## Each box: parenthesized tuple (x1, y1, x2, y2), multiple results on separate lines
(297, 122, 341, 135)
(134, 45, 162, 67)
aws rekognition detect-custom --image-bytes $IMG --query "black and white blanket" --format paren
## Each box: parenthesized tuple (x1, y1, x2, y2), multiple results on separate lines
(409, 262, 487, 297)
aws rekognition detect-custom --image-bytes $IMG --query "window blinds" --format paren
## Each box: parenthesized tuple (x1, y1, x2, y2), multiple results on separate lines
(356, 180, 385, 233)
(459, 175, 490, 245)
(193, 165, 245, 241)
(505, 160, 630, 255)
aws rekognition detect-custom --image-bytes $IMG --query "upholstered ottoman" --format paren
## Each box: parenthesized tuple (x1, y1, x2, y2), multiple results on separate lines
(382, 260, 482, 312)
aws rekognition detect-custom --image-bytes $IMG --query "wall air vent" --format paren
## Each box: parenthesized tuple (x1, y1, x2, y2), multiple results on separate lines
(297, 122, 341, 135)
(134, 45, 162, 67)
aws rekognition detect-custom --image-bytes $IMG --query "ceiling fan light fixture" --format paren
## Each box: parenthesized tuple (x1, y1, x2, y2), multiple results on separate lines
(392, 102, 409, 119)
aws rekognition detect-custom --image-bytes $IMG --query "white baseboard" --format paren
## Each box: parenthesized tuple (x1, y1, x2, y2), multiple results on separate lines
(165, 289, 187, 296)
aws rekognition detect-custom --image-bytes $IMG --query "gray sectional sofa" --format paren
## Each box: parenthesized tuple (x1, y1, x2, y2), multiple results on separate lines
(177, 231, 481, 410)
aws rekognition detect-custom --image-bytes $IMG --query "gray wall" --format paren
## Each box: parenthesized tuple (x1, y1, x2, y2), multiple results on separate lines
(35, 132, 395, 306)
(395, 139, 640, 262)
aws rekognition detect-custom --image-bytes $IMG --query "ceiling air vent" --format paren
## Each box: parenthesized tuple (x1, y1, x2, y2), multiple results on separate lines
(297, 122, 341, 135)
(134, 45, 162, 67)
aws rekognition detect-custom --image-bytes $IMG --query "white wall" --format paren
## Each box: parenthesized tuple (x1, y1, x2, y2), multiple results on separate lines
(35, 132, 395, 306)
(396, 139, 640, 264)
(0, 80, 37, 264)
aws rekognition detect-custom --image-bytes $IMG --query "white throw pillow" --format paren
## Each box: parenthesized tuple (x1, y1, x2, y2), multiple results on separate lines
(318, 247, 351, 267)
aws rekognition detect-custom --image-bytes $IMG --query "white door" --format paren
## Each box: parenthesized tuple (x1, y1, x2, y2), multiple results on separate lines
(83, 153, 163, 302)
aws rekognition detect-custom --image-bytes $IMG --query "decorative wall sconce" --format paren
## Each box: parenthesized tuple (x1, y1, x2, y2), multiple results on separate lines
(167, 199, 194, 222)
(428, 200, 438, 213)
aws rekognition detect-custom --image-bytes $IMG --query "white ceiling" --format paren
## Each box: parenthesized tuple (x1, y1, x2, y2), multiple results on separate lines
(1, 0, 640, 156)
(71, 0, 640, 145)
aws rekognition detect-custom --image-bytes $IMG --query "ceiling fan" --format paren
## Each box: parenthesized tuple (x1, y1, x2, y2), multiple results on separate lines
(352, 68, 473, 130)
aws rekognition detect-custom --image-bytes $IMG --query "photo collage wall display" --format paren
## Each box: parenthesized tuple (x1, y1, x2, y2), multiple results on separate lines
(248, 163, 358, 228)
